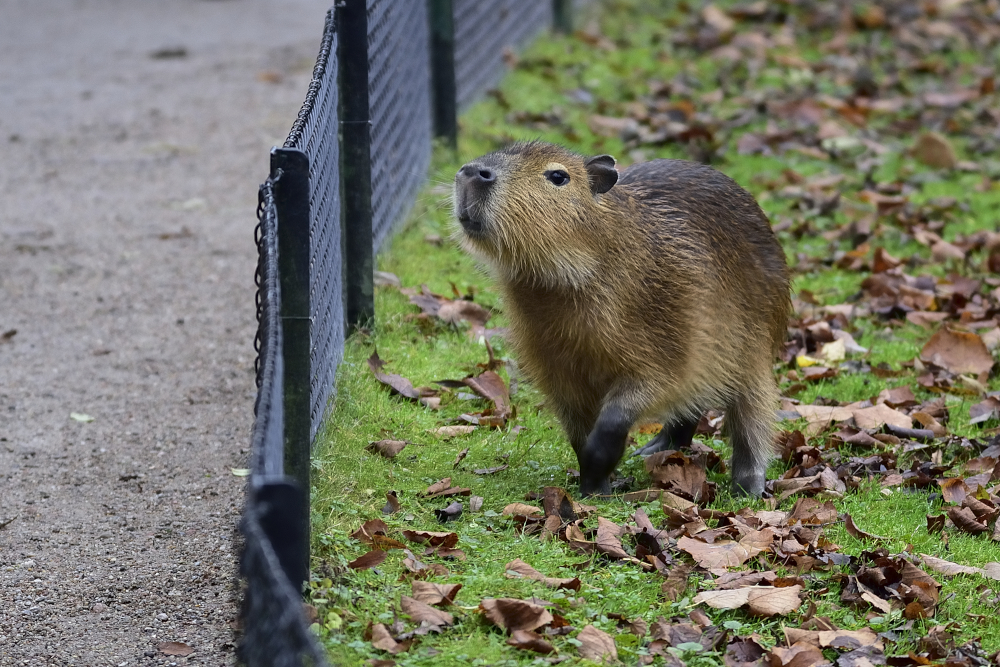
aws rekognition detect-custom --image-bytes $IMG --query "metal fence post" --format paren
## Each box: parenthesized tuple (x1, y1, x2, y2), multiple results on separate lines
(553, 0, 573, 33)
(270, 146, 312, 590)
(338, 0, 375, 330)
(429, 0, 457, 148)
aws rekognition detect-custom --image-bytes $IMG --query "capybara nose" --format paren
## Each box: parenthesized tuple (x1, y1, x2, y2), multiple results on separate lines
(458, 163, 495, 184)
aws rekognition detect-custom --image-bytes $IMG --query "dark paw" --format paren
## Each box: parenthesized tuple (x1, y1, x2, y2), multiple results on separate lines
(731, 476, 765, 498)
(579, 477, 612, 497)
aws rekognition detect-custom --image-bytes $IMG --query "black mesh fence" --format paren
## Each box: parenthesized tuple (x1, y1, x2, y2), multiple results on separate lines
(241, 179, 328, 666)
(284, 10, 344, 440)
(240, 2, 594, 664)
(453, 0, 554, 111)
(367, 0, 433, 252)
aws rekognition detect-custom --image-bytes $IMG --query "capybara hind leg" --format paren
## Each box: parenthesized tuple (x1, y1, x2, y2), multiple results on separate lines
(725, 388, 776, 497)
(631, 416, 699, 457)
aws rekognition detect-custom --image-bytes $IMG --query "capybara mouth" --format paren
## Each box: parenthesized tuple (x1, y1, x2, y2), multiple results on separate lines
(457, 213, 484, 235)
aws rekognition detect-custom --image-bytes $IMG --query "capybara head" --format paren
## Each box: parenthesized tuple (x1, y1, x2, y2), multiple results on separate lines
(453, 141, 619, 287)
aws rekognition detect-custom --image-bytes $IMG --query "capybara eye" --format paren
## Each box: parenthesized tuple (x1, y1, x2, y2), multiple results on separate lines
(544, 170, 570, 186)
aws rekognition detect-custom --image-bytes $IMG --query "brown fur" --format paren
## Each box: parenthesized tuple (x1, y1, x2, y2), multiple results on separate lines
(453, 141, 790, 496)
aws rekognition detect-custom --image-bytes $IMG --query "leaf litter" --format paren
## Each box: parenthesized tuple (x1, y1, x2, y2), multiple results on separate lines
(314, 0, 1000, 662)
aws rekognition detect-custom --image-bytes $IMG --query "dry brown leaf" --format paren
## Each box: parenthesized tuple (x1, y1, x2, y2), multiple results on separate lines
(695, 585, 802, 616)
(921, 327, 994, 375)
(661, 562, 694, 601)
(693, 588, 752, 609)
(157, 642, 194, 657)
(401, 530, 459, 549)
(912, 131, 958, 169)
(369, 623, 410, 654)
(367, 440, 408, 458)
(502, 503, 543, 517)
(368, 352, 421, 400)
(429, 425, 476, 438)
(844, 514, 888, 543)
(851, 404, 912, 430)
(479, 598, 553, 632)
(410, 581, 462, 605)
(400, 595, 454, 627)
(768, 641, 830, 667)
(920, 554, 1000, 581)
(948, 506, 990, 535)
(463, 370, 510, 419)
(577, 624, 619, 661)
(678, 536, 753, 569)
(504, 558, 581, 590)
(596, 516, 631, 560)
(817, 629, 881, 650)
(939, 477, 970, 505)
(507, 629, 555, 654)
(348, 550, 387, 570)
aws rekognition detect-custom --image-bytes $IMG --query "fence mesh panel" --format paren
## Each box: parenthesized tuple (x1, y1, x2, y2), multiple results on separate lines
(367, 0, 433, 252)
(241, 179, 328, 667)
(453, 0, 554, 112)
(285, 9, 343, 440)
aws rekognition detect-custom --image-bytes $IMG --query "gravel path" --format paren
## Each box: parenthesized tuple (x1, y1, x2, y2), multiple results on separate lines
(0, 1, 330, 664)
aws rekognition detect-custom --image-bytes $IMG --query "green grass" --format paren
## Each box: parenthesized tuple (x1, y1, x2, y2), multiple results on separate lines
(308, 1, 1000, 663)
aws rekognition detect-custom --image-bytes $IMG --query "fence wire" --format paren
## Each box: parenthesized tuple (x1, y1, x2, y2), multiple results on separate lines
(285, 9, 344, 440)
(242, 179, 328, 666)
(454, 0, 554, 111)
(241, 2, 580, 664)
(367, 0, 433, 252)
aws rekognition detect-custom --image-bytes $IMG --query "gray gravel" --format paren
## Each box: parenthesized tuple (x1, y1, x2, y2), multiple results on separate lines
(0, 1, 330, 664)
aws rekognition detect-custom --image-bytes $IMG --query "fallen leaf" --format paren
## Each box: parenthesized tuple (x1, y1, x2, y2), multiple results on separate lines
(768, 641, 830, 667)
(70, 412, 95, 423)
(577, 624, 618, 661)
(507, 629, 555, 653)
(912, 131, 958, 169)
(693, 587, 752, 610)
(434, 501, 463, 522)
(400, 595, 454, 627)
(502, 503, 543, 517)
(351, 518, 389, 544)
(851, 404, 912, 430)
(678, 536, 753, 569)
(411, 581, 462, 605)
(694, 585, 802, 616)
(920, 554, 1000, 581)
(479, 598, 553, 632)
(367, 440, 407, 458)
(844, 514, 888, 543)
(921, 327, 994, 375)
(348, 550, 387, 570)
(505, 558, 581, 590)
(157, 642, 194, 657)
(463, 370, 511, 419)
(401, 530, 459, 549)
(368, 351, 421, 400)
(429, 425, 476, 438)
(596, 516, 631, 560)
(369, 623, 410, 654)
(381, 491, 401, 515)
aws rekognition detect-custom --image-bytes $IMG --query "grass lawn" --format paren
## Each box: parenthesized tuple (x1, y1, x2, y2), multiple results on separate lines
(307, 1, 1000, 664)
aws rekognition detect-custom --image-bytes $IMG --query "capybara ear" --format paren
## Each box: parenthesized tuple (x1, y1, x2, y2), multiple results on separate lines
(585, 155, 618, 195)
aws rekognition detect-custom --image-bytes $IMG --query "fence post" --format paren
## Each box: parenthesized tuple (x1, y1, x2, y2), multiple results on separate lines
(428, 0, 457, 148)
(270, 146, 312, 591)
(338, 0, 376, 330)
(553, 0, 573, 33)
